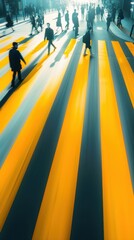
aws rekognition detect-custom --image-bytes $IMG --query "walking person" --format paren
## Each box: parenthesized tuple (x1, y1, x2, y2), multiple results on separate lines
(30, 14, 38, 35)
(65, 10, 69, 30)
(96, 4, 101, 21)
(111, 5, 116, 22)
(106, 13, 112, 31)
(6, 12, 14, 32)
(44, 23, 56, 55)
(72, 9, 77, 30)
(117, 9, 124, 28)
(74, 13, 79, 38)
(56, 11, 63, 32)
(100, 6, 104, 21)
(83, 28, 93, 57)
(9, 42, 26, 87)
(37, 14, 43, 32)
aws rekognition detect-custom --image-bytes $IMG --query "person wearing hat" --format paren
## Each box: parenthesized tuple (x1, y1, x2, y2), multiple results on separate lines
(9, 42, 26, 87)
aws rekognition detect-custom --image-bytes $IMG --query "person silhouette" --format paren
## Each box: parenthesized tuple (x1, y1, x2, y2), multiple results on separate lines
(44, 23, 56, 55)
(9, 42, 26, 87)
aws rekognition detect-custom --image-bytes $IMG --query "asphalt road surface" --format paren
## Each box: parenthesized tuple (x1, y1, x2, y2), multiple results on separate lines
(0, 11, 134, 240)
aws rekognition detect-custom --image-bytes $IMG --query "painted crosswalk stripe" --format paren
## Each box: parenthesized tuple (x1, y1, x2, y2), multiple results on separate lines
(125, 42, 134, 56)
(32, 45, 90, 240)
(99, 40, 134, 240)
(0, 40, 48, 92)
(112, 41, 134, 107)
(0, 39, 76, 231)
(0, 50, 49, 133)
(0, 36, 12, 43)
(0, 36, 38, 69)
(0, 37, 25, 53)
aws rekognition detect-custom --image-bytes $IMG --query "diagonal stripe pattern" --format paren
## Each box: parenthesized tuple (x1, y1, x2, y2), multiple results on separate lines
(0, 35, 134, 240)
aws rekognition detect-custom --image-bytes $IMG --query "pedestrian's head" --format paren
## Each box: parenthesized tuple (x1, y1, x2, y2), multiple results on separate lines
(47, 23, 50, 28)
(12, 42, 18, 49)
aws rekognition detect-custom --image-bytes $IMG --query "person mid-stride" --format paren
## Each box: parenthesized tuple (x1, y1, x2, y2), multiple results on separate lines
(83, 28, 93, 57)
(44, 23, 56, 55)
(9, 42, 26, 87)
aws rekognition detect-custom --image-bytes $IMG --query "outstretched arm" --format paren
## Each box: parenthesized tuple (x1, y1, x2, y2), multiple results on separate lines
(20, 52, 26, 64)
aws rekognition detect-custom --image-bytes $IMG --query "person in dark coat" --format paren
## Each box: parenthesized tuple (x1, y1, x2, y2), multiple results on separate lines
(56, 11, 63, 32)
(111, 6, 116, 22)
(9, 42, 26, 87)
(83, 28, 93, 56)
(44, 23, 56, 55)
(65, 10, 69, 30)
(72, 9, 77, 30)
(73, 13, 79, 38)
(106, 13, 112, 31)
(117, 9, 124, 28)
(6, 12, 14, 32)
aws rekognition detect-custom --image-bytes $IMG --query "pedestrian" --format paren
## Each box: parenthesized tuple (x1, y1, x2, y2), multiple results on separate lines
(72, 9, 77, 30)
(9, 42, 26, 87)
(37, 14, 43, 32)
(73, 13, 79, 38)
(117, 9, 124, 28)
(44, 23, 56, 55)
(65, 10, 69, 30)
(106, 13, 112, 31)
(96, 4, 101, 21)
(56, 11, 63, 32)
(6, 12, 14, 32)
(111, 5, 116, 22)
(30, 14, 38, 35)
(100, 6, 104, 21)
(83, 28, 93, 57)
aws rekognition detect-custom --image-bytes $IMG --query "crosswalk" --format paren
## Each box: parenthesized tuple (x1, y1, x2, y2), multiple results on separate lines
(0, 34, 134, 240)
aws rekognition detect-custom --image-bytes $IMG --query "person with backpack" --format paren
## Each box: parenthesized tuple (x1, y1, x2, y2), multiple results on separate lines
(83, 28, 93, 57)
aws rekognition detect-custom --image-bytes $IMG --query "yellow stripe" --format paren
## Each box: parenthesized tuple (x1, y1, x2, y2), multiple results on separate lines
(0, 36, 12, 43)
(0, 37, 37, 69)
(0, 39, 76, 230)
(0, 37, 25, 53)
(112, 41, 134, 107)
(0, 40, 48, 92)
(32, 45, 90, 240)
(125, 42, 134, 56)
(0, 41, 49, 133)
(98, 40, 134, 240)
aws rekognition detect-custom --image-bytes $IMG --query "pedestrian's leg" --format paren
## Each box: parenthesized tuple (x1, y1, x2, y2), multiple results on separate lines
(18, 70, 22, 81)
(48, 41, 51, 55)
(11, 71, 16, 87)
(31, 25, 33, 35)
(75, 27, 77, 37)
(51, 41, 56, 50)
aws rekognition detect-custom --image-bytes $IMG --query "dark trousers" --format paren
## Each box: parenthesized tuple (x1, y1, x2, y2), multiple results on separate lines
(75, 26, 78, 37)
(12, 70, 22, 85)
(48, 40, 56, 54)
